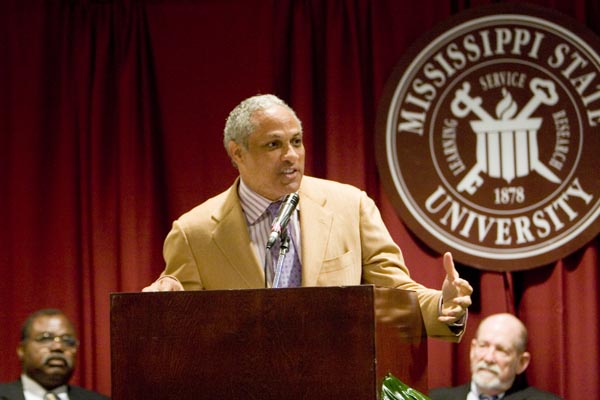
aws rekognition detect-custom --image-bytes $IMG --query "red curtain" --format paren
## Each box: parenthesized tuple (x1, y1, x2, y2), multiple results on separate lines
(1, 1, 598, 398)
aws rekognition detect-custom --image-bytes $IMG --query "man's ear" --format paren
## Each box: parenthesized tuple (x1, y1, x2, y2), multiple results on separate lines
(17, 343, 24, 362)
(228, 140, 243, 165)
(469, 338, 478, 351)
(516, 351, 531, 374)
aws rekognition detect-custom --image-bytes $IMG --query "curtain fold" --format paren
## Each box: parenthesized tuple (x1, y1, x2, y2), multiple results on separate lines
(1, 1, 167, 392)
(1, 0, 598, 397)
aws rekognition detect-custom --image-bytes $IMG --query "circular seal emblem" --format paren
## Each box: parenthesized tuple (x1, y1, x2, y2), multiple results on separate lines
(376, 4, 600, 271)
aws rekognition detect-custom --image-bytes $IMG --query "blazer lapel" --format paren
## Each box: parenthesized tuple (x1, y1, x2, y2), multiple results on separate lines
(209, 177, 334, 288)
(211, 182, 265, 288)
(298, 182, 333, 286)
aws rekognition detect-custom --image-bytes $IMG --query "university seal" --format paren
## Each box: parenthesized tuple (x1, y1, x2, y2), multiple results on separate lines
(376, 4, 600, 271)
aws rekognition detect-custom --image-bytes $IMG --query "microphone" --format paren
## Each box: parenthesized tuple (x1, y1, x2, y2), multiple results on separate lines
(266, 193, 299, 249)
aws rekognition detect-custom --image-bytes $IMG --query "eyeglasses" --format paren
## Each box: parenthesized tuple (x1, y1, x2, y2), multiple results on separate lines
(30, 332, 79, 348)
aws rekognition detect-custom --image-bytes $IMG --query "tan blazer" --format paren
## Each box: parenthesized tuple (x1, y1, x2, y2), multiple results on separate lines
(162, 175, 462, 340)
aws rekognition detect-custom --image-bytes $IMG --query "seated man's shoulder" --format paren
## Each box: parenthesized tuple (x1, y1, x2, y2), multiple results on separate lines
(428, 384, 469, 399)
(69, 385, 111, 400)
(428, 385, 563, 400)
(516, 386, 563, 400)
(0, 380, 22, 394)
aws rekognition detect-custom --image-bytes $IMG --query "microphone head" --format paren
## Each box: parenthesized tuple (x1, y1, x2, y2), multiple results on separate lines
(284, 192, 300, 206)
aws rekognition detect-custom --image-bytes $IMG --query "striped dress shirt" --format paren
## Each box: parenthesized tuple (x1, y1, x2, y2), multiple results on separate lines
(237, 179, 302, 280)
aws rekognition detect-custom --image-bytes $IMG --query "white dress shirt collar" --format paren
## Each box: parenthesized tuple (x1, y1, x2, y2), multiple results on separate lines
(469, 380, 505, 400)
(21, 374, 68, 400)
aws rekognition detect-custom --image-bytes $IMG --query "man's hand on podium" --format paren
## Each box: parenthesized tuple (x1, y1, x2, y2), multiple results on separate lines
(142, 275, 184, 292)
(439, 252, 473, 325)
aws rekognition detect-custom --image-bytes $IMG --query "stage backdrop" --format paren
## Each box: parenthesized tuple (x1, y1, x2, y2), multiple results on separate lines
(1, 1, 598, 398)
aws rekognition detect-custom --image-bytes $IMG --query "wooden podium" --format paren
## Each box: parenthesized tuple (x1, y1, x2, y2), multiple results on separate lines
(110, 285, 427, 399)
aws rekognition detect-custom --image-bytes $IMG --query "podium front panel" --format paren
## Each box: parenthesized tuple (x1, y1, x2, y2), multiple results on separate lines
(111, 285, 426, 399)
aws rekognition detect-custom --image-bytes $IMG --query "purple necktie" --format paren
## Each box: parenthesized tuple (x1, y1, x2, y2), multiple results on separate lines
(267, 201, 302, 287)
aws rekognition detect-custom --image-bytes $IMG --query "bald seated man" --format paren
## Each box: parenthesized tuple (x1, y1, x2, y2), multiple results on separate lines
(429, 313, 562, 400)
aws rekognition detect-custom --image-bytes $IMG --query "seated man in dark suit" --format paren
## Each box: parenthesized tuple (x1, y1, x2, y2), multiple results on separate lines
(429, 313, 562, 400)
(0, 308, 109, 400)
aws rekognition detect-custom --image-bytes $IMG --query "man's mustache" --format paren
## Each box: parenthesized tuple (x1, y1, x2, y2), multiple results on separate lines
(43, 353, 73, 368)
(475, 360, 501, 375)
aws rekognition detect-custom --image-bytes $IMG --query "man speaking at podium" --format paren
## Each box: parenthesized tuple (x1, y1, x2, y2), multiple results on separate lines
(143, 94, 473, 341)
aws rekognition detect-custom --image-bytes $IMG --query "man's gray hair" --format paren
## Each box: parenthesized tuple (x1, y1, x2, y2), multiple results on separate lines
(223, 94, 302, 153)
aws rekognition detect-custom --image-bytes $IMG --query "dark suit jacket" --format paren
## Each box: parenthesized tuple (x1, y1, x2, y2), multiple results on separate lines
(429, 379, 563, 400)
(0, 380, 109, 400)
